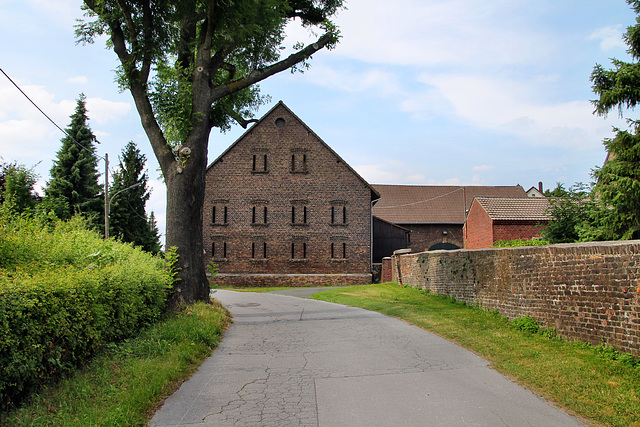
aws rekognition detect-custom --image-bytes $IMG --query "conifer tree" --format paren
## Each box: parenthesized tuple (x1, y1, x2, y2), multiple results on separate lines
(589, 0, 640, 240)
(45, 94, 102, 227)
(146, 211, 162, 254)
(109, 141, 161, 253)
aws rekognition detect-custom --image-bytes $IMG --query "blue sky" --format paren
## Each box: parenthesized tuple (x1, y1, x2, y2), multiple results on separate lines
(0, 0, 637, 241)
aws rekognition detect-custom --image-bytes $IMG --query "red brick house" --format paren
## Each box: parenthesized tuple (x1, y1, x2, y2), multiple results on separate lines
(203, 102, 380, 287)
(372, 185, 527, 253)
(463, 196, 551, 249)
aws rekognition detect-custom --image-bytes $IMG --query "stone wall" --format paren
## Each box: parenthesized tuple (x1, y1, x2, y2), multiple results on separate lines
(389, 240, 640, 357)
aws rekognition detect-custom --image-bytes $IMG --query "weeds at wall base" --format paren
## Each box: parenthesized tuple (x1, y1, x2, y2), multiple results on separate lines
(407, 283, 639, 369)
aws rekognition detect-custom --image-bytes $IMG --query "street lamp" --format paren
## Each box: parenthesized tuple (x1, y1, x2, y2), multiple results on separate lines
(105, 182, 142, 239)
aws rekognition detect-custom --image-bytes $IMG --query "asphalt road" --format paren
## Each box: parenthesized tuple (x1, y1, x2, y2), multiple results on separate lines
(150, 290, 585, 426)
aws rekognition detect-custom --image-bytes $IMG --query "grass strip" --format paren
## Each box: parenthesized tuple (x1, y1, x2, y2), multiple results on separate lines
(0, 301, 230, 426)
(311, 283, 640, 427)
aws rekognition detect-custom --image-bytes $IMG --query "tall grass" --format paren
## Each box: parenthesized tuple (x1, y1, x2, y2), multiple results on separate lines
(0, 301, 230, 426)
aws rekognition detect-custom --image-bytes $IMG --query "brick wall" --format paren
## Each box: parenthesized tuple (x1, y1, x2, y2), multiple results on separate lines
(203, 102, 374, 287)
(493, 220, 547, 243)
(390, 241, 640, 357)
(463, 201, 493, 249)
(401, 223, 463, 252)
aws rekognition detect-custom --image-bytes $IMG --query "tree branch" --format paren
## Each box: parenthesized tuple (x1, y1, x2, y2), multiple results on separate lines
(229, 111, 259, 128)
(116, 0, 139, 54)
(140, 0, 153, 82)
(210, 32, 333, 101)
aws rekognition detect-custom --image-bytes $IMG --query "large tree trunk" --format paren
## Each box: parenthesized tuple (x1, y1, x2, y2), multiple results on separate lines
(163, 129, 211, 310)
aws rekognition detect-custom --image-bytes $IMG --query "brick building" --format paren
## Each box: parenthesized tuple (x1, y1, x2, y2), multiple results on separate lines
(203, 102, 380, 287)
(463, 196, 551, 249)
(372, 185, 527, 253)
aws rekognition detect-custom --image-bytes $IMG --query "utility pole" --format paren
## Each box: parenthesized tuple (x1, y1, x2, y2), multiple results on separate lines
(105, 182, 142, 240)
(104, 153, 109, 239)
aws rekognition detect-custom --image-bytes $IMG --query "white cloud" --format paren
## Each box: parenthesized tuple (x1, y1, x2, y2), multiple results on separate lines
(331, 0, 553, 68)
(411, 73, 626, 149)
(85, 97, 131, 125)
(588, 25, 626, 51)
(67, 76, 89, 85)
(302, 64, 401, 95)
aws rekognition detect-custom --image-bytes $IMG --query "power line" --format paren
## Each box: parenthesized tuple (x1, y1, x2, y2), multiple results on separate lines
(0, 66, 105, 161)
(374, 187, 464, 209)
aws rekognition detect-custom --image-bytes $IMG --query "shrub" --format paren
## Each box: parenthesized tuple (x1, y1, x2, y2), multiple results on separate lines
(493, 238, 550, 248)
(510, 315, 540, 334)
(0, 212, 169, 410)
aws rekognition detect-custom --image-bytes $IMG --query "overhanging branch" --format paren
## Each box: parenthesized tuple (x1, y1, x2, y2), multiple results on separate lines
(210, 32, 333, 100)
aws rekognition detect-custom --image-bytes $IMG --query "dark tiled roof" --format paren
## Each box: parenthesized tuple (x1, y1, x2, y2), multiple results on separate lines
(371, 185, 527, 224)
(474, 196, 551, 221)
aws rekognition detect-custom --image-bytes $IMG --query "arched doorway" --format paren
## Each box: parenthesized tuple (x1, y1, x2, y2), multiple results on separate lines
(429, 242, 460, 251)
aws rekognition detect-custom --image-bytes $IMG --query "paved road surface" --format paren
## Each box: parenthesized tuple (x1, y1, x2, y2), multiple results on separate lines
(150, 290, 584, 426)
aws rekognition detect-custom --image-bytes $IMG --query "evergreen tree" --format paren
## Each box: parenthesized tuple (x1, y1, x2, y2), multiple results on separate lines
(146, 211, 162, 254)
(589, 0, 640, 240)
(109, 141, 161, 254)
(45, 94, 103, 227)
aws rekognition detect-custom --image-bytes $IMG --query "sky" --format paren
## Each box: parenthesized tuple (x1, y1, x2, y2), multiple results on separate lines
(0, 0, 638, 243)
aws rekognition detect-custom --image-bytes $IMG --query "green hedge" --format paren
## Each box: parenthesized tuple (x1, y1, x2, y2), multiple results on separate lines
(0, 213, 169, 410)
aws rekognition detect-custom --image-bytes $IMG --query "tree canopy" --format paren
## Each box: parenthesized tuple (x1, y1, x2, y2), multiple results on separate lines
(75, 0, 344, 308)
(0, 160, 39, 214)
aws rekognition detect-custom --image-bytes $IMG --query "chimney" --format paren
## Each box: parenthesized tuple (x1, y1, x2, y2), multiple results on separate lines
(538, 181, 543, 193)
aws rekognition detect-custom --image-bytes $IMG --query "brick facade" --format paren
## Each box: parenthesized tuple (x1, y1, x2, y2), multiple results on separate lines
(464, 197, 549, 249)
(463, 201, 493, 249)
(388, 241, 640, 357)
(203, 102, 378, 287)
(493, 220, 546, 242)
(402, 224, 463, 252)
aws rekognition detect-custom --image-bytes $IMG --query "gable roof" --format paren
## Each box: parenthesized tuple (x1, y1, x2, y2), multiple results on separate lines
(372, 184, 527, 224)
(473, 196, 551, 221)
(207, 101, 380, 202)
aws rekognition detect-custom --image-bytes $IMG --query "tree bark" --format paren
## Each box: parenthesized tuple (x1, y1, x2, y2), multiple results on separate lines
(163, 123, 211, 309)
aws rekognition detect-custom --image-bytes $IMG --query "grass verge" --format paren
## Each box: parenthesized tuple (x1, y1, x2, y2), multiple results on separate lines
(311, 283, 640, 427)
(0, 301, 230, 426)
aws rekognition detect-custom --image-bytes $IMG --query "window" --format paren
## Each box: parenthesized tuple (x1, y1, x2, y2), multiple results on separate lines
(251, 151, 269, 173)
(251, 202, 268, 225)
(330, 237, 348, 260)
(211, 236, 228, 260)
(291, 241, 308, 260)
(211, 241, 227, 259)
(330, 201, 347, 225)
(291, 201, 309, 225)
(212, 201, 229, 225)
(251, 240, 268, 260)
(290, 150, 308, 173)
